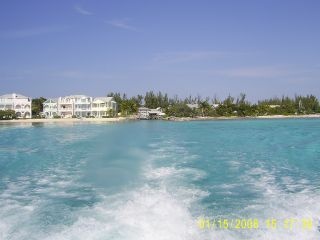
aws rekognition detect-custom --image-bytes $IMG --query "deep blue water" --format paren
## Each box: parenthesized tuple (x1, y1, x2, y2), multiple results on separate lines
(0, 119, 319, 240)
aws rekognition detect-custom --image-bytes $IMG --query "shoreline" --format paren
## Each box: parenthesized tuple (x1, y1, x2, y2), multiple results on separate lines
(166, 114, 320, 121)
(1, 114, 320, 124)
(0, 117, 135, 124)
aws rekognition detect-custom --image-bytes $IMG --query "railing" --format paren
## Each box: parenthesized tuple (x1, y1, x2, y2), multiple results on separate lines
(91, 107, 112, 111)
(58, 102, 73, 104)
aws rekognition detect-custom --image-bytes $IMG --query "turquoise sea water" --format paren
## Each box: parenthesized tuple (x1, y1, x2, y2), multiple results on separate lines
(0, 119, 319, 240)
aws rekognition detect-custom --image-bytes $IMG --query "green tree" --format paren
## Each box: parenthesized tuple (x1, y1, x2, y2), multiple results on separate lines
(107, 92, 122, 113)
(108, 109, 115, 117)
(235, 93, 253, 116)
(199, 101, 211, 116)
(0, 110, 16, 120)
(32, 97, 47, 118)
(120, 99, 138, 116)
(295, 94, 319, 114)
(215, 95, 236, 116)
(166, 103, 196, 117)
(144, 91, 170, 109)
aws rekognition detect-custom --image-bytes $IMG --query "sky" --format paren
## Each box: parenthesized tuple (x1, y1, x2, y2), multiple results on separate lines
(1, 0, 320, 101)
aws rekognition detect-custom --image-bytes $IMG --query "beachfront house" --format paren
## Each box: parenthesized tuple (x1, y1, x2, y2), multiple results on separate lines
(186, 103, 199, 109)
(58, 96, 74, 118)
(73, 95, 92, 118)
(149, 107, 165, 119)
(42, 95, 117, 118)
(91, 97, 117, 118)
(0, 93, 32, 118)
(43, 99, 58, 118)
(57, 95, 92, 118)
(138, 107, 150, 119)
(138, 107, 165, 119)
(212, 103, 220, 109)
(269, 105, 280, 108)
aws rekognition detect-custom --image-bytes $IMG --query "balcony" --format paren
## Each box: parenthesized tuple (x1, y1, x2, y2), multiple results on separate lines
(91, 107, 111, 111)
(59, 108, 73, 111)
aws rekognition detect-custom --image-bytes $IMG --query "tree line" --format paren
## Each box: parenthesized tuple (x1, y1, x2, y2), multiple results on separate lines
(106, 91, 320, 117)
(20, 92, 320, 119)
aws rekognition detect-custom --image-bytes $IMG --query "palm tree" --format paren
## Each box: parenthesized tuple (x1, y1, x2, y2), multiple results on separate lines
(199, 101, 210, 117)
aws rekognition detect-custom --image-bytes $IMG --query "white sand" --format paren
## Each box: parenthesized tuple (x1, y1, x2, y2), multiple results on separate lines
(1, 114, 320, 124)
(0, 117, 134, 124)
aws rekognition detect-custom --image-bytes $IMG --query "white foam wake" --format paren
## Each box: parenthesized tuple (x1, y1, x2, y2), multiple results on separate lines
(41, 186, 204, 240)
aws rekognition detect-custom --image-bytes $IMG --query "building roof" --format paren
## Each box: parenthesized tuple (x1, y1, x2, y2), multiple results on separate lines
(92, 99, 105, 104)
(269, 104, 280, 108)
(0, 93, 29, 99)
(149, 109, 165, 115)
(138, 107, 150, 111)
(186, 103, 199, 109)
(66, 95, 90, 98)
(43, 99, 57, 104)
(93, 97, 114, 103)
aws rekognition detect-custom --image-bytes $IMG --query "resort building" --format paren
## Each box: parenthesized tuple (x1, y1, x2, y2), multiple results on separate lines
(212, 104, 220, 109)
(269, 105, 280, 108)
(91, 97, 117, 118)
(138, 107, 165, 119)
(186, 103, 199, 109)
(0, 93, 32, 118)
(56, 95, 92, 118)
(43, 99, 58, 118)
(138, 107, 150, 119)
(42, 95, 117, 118)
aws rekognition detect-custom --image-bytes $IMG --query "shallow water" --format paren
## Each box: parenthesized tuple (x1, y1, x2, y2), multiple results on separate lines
(0, 119, 319, 240)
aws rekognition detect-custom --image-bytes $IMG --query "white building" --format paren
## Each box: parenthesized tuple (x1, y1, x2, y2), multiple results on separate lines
(212, 104, 220, 109)
(138, 107, 165, 119)
(138, 107, 150, 119)
(0, 93, 32, 118)
(73, 95, 92, 118)
(91, 97, 117, 118)
(43, 99, 58, 118)
(186, 103, 199, 109)
(42, 95, 117, 118)
(57, 95, 92, 118)
(269, 105, 280, 108)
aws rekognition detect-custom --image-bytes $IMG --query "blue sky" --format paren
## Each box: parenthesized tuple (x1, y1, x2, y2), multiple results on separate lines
(1, 0, 320, 101)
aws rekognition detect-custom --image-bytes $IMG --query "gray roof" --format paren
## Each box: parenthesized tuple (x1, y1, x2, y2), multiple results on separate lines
(43, 99, 57, 104)
(0, 93, 29, 99)
(138, 107, 150, 111)
(93, 97, 114, 102)
(186, 103, 199, 109)
(66, 95, 90, 98)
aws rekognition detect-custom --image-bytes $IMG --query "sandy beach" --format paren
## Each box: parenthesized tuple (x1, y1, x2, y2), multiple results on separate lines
(0, 117, 135, 124)
(1, 114, 320, 124)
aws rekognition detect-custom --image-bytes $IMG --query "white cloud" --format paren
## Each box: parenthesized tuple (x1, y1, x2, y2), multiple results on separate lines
(106, 19, 138, 31)
(74, 5, 93, 15)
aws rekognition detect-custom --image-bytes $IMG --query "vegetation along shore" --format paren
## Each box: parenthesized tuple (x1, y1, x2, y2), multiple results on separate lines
(1, 91, 320, 121)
